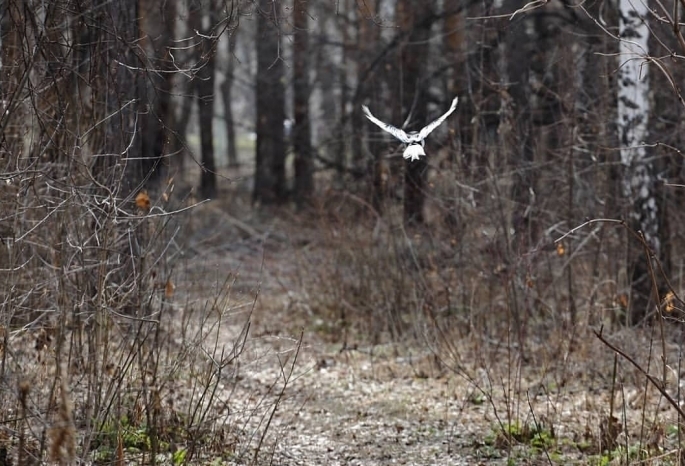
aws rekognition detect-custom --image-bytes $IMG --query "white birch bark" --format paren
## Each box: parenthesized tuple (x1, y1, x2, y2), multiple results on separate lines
(617, 0, 658, 253)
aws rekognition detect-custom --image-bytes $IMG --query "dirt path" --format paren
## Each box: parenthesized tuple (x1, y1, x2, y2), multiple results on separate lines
(242, 340, 480, 465)
(181, 203, 487, 464)
(180, 200, 681, 466)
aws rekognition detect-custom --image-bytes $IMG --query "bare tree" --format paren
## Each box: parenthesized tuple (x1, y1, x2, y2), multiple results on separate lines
(293, 0, 314, 203)
(502, 6, 537, 253)
(221, 27, 240, 168)
(90, 0, 145, 190)
(334, 0, 352, 187)
(188, 0, 219, 199)
(254, 0, 286, 204)
(352, 0, 385, 209)
(443, 8, 467, 181)
(396, 0, 435, 225)
(139, 0, 179, 184)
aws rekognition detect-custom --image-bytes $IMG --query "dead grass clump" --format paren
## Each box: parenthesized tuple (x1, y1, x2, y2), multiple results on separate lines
(306, 222, 426, 344)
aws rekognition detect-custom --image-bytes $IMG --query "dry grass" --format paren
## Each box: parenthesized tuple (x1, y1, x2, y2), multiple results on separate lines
(2, 163, 685, 465)
(260, 175, 685, 465)
(0, 170, 293, 465)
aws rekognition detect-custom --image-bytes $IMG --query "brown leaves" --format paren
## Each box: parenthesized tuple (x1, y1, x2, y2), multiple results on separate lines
(556, 242, 565, 256)
(165, 279, 175, 298)
(135, 190, 150, 211)
(136, 178, 174, 212)
(662, 291, 676, 313)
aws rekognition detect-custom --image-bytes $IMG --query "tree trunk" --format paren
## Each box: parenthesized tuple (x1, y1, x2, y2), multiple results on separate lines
(504, 8, 537, 253)
(292, 0, 314, 204)
(221, 30, 239, 168)
(617, 0, 659, 324)
(254, 0, 286, 204)
(90, 0, 144, 192)
(334, 0, 351, 188)
(443, 8, 466, 165)
(188, 0, 218, 199)
(396, 0, 433, 225)
(172, 75, 195, 180)
(351, 0, 385, 211)
(139, 0, 177, 185)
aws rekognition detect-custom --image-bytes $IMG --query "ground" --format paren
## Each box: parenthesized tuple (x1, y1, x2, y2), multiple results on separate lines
(2, 182, 683, 466)
(173, 192, 685, 466)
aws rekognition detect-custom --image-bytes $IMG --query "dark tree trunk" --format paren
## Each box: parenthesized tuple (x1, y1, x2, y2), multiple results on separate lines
(172, 6, 203, 181)
(443, 6, 466, 199)
(90, 0, 144, 193)
(254, 0, 286, 204)
(139, 0, 177, 185)
(293, 0, 314, 204)
(188, 0, 218, 199)
(221, 30, 239, 168)
(404, 158, 428, 224)
(397, 0, 433, 225)
(504, 8, 537, 253)
(334, 0, 351, 188)
(352, 0, 384, 211)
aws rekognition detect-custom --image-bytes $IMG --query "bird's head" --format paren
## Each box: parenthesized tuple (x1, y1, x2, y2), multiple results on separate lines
(406, 131, 425, 145)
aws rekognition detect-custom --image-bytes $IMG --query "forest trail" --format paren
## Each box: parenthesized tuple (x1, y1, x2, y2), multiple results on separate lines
(180, 199, 486, 464)
(178, 198, 626, 466)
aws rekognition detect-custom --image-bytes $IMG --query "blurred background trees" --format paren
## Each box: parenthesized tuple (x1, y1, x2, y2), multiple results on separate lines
(1, 0, 684, 327)
(4, 2, 685, 462)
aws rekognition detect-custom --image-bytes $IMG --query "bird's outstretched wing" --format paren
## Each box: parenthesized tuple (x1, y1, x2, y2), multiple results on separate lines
(362, 105, 410, 143)
(418, 97, 459, 140)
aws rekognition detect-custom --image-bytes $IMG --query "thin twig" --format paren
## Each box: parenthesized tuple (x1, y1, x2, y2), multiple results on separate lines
(594, 326, 685, 419)
(251, 329, 304, 465)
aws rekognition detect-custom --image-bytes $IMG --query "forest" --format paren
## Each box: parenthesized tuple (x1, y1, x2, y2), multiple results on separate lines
(1, 0, 685, 464)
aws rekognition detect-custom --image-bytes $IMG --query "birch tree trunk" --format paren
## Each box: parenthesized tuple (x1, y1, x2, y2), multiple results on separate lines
(617, 0, 659, 324)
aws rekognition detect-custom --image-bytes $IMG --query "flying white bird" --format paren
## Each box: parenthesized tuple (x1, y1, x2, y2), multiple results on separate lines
(362, 97, 459, 161)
